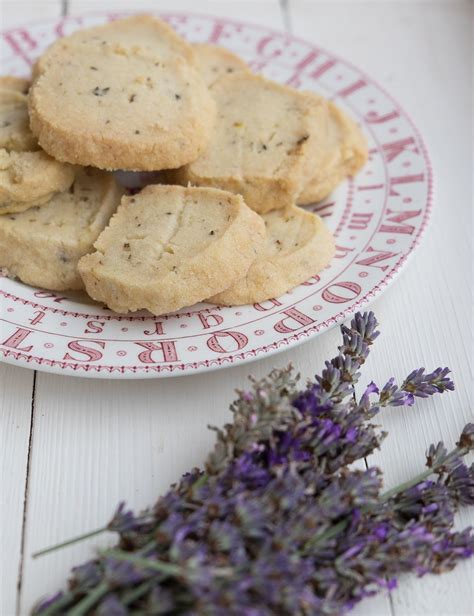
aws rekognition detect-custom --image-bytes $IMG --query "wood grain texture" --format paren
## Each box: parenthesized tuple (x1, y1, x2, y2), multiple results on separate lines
(1, 1, 472, 614)
(289, 1, 473, 614)
(0, 7, 64, 616)
(0, 363, 35, 616)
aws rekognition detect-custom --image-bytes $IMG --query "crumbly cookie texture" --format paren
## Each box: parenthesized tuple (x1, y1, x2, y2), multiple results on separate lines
(29, 17, 216, 171)
(78, 185, 266, 315)
(167, 72, 329, 213)
(0, 76, 30, 94)
(298, 100, 368, 204)
(0, 149, 76, 214)
(193, 43, 249, 87)
(209, 205, 335, 305)
(0, 90, 38, 152)
(0, 168, 123, 290)
(33, 14, 196, 78)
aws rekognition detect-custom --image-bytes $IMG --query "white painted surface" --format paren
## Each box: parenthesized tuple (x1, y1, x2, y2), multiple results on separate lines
(0, 0, 472, 614)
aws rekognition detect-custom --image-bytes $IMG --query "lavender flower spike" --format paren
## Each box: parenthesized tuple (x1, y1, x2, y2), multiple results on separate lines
(402, 367, 455, 398)
(458, 423, 474, 451)
(378, 377, 414, 407)
(31, 312, 473, 616)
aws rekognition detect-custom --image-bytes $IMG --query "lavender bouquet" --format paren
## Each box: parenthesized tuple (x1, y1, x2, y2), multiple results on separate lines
(34, 312, 473, 615)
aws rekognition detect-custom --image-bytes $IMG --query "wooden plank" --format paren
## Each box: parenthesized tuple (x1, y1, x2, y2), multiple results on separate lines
(15, 4, 339, 615)
(10, 1, 473, 614)
(0, 363, 35, 616)
(68, 0, 285, 21)
(1, 3, 66, 614)
(0, 1, 64, 30)
(289, 1, 473, 614)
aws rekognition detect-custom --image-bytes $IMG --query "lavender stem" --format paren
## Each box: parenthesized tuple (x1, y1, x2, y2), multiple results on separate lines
(68, 581, 109, 616)
(105, 549, 234, 578)
(380, 446, 462, 503)
(32, 527, 108, 558)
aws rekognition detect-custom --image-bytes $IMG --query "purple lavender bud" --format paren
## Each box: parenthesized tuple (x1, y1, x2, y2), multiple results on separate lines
(366, 381, 380, 395)
(32, 592, 65, 614)
(108, 502, 141, 533)
(426, 442, 448, 468)
(348, 311, 380, 345)
(104, 557, 149, 586)
(446, 463, 474, 505)
(96, 594, 127, 615)
(70, 560, 102, 590)
(402, 367, 455, 398)
(379, 377, 415, 407)
(28, 311, 474, 616)
(458, 423, 474, 451)
(371, 523, 389, 541)
(147, 586, 175, 614)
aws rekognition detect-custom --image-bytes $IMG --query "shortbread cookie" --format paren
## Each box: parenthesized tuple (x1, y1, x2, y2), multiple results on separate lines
(29, 44, 215, 170)
(0, 88, 27, 105)
(0, 168, 122, 290)
(0, 88, 38, 152)
(78, 185, 266, 315)
(0, 149, 75, 214)
(193, 43, 248, 87)
(298, 101, 367, 204)
(167, 72, 329, 213)
(33, 15, 195, 78)
(209, 205, 335, 305)
(0, 76, 30, 94)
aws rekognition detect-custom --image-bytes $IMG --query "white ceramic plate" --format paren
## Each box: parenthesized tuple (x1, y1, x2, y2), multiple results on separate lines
(0, 12, 432, 378)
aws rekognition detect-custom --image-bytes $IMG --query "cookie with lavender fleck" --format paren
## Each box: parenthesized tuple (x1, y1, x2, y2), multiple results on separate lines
(298, 100, 368, 204)
(0, 86, 38, 152)
(0, 168, 122, 291)
(193, 43, 249, 87)
(0, 148, 76, 214)
(0, 76, 30, 94)
(167, 72, 330, 213)
(78, 185, 266, 315)
(33, 15, 196, 78)
(209, 205, 334, 305)
(29, 19, 215, 171)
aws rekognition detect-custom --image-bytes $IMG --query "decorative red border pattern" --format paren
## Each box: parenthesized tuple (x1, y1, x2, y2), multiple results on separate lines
(0, 12, 433, 378)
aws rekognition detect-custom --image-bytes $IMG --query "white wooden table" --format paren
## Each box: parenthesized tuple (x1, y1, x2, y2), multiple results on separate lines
(0, 1, 472, 614)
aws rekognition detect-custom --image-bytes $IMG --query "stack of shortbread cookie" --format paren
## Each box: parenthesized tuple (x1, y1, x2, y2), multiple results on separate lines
(0, 15, 367, 315)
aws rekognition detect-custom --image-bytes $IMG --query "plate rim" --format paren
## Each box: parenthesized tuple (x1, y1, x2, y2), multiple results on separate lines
(0, 10, 433, 379)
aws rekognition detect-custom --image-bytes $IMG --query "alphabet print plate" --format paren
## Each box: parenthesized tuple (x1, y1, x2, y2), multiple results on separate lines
(0, 12, 432, 378)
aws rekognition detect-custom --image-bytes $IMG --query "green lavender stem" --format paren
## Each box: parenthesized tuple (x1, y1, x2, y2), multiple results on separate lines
(105, 549, 234, 578)
(34, 592, 76, 616)
(68, 582, 109, 616)
(304, 444, 464, 553)
(104, 549, 184, 577)
(121, 580, 156, 606)
(32, 527, 107, 558)
(380, 446, 462, 503)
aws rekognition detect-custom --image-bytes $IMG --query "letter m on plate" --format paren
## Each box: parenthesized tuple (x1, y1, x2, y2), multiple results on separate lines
(379, 208, 422, 235)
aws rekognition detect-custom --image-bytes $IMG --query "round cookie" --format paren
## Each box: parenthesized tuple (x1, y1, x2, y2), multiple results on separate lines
(30, 46, 215, 171)
(193, 43, 249, 87)
(33, 15, 196, 78)
(0, 89, 38, 152)
(167, 72, 330, 213)
(209, 205, 335, 305)
(0, 76, 30, 94)
(298, 100, 368, 204)
(0, 149, 75, 214)
(78, 185, 266, 315)
(0, 89, 27, 105)
(0, 168, 123, 291)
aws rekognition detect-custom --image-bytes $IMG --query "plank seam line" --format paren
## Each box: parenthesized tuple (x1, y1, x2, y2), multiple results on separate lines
(15, 371, 37, 616)
(279, 0, 293, 33)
